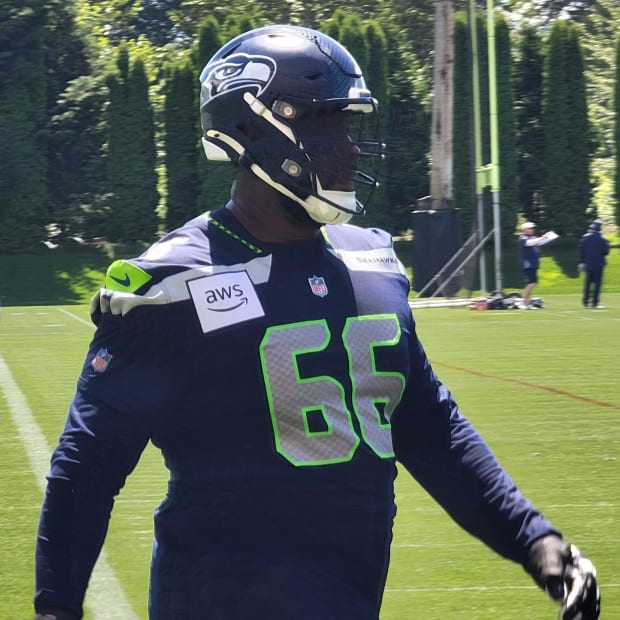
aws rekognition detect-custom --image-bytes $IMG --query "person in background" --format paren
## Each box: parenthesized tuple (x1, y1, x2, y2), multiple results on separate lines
(517, 221, 557, 309)
(33, 25, 600, 620)
(579, 220, 610, 309)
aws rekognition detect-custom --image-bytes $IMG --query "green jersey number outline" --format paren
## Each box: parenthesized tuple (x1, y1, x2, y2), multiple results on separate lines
(259, 314, 405, 466)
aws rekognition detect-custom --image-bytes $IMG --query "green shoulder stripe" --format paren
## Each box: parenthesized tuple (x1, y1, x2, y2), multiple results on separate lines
(105, 259, 152, 293)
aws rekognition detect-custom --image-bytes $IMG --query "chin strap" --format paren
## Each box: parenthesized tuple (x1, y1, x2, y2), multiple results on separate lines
(249, 162, 357, 225)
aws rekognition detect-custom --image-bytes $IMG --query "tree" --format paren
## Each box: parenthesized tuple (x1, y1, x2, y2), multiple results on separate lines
(563, 22, 591, 229)
(452, 10, 490, 236)
(577, 0, 620, 227)
(0, 0, 48, 252)
(44, 0, 101, 237)
(194, 17, 234, 213)
(382, 90, 430, 233)
(452, 11, 474, 232)
(499, 0, 593, 25)
(362, 20, 390, 229)
(365, 20, 389, 107)
(514, 24, 545, 225)
(543, 20, 591, 236)
(134, 0, 186, 46)
(382, 46, 430, 232)
(193, 15, 221, 71)
(320, 8, 347, 40)
(104, 44, 160, 242)
(45, 74, 108, 238)
(73, 0, 140, 48)
(164, 57, 200, 230)
(452, 9, 519, 247)
(44, 0, 90, 111)
(377, 0, 436, 75)
(495, 12, 519, 238)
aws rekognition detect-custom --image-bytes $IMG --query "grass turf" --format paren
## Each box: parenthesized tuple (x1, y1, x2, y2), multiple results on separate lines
(1, 236, 618, 618)
(1, 296, 618, 619)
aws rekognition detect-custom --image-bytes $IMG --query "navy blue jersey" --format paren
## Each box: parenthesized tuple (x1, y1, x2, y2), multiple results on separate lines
(518, 233, 545, 270)
(579, 231, 609, 269)
(36, 207, 557, 619)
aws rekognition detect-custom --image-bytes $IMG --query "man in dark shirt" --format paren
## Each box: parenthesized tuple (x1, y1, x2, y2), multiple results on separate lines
(579, 220, 610, 308)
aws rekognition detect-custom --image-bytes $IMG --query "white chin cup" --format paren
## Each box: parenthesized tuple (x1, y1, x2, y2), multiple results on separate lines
(250, 163, 362, 225)
(302, 179, 362, 225)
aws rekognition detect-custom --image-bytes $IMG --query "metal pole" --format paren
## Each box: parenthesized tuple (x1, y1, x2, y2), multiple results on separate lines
(469, 0, 487, 295)
(426, 230, 495, 299)
(486, 0, 502, 292)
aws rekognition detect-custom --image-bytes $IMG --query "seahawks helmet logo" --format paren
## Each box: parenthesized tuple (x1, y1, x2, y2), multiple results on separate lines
(201, 54, 276, 100)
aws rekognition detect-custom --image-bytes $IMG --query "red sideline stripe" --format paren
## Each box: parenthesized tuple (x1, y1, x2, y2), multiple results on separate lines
(434, 361, 620, 411)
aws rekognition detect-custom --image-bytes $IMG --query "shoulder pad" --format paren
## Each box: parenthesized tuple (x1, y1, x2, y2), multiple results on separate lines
(105, 259, 152, 293)
(322, 223, 393, 251)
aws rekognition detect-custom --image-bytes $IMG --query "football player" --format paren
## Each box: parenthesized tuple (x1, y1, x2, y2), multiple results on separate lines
(34, 25, 599, 620)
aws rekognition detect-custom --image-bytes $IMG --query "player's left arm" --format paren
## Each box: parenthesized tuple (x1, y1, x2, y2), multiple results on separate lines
(526, 535, 600, 619)
(391, 330, 599, 618)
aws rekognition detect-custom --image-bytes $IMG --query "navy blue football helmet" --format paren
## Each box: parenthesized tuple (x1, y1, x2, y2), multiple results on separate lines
(199, 25, 383, 225)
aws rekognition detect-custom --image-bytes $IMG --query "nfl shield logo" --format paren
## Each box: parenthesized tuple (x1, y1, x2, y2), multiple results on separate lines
(308, 275, 328, 298)
(91, 348, 113, 373)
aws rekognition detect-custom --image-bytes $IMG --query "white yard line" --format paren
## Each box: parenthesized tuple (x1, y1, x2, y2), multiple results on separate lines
(386, 583, 620, 593)
(0, 335, 138, 619)
(58, 306, 95, 328)
(386, 585, 537, 593)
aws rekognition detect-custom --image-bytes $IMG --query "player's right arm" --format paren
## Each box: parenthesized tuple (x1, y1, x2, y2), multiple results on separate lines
(34, 311, 152, 618)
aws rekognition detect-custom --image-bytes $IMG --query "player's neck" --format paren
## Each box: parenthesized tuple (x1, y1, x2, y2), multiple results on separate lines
(228, 173, 320, 243)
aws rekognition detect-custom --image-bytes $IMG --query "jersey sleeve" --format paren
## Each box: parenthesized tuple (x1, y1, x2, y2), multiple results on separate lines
(35, 222, 211, 615)
(391, 328, 560, 566)
(35, 307, 154, 615)
(525, 235, 551, 247)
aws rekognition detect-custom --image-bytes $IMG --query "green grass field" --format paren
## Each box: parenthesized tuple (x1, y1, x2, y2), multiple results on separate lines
(1, 240, 619, 619)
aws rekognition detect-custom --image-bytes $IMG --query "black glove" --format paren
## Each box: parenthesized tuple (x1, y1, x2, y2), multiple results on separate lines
(526, 534, 600, 619)
(34, 609, 80, 620)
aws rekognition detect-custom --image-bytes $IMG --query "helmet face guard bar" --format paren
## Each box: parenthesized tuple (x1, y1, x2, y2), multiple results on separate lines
(274, 96, 383, 198)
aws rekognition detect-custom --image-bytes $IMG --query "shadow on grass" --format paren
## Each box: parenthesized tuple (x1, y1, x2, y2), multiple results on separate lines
(395, 235, 586, 296)
(0, 242, 145, 306)
(1, 235, 605, 307)
(545, 237, 581, 278)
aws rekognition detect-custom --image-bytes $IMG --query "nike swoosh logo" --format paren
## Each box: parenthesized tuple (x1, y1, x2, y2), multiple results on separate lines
(110, 273, 131, 287)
